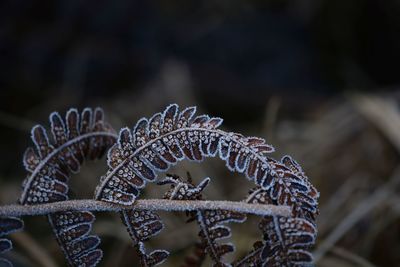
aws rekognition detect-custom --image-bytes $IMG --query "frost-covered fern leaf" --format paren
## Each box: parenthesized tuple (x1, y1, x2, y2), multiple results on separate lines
(19, 108, 116, 267)
(158, 173, 209, 202)
(281, 156, 319, 212)
(48, 211, 102, 267)
(235, 158, 319, 267)
(95, 104, 277, 206)
(161, 174, 246, 266)
(265, 156, 319, 222)
(259, 216, 316, 267)
(235, 216, 316, 267)
(120, 209, 167, 267)
(121, 210, 163, 245)
(20, 107, 116, 205)
(136, 242, 169, 267)
(0, 217, 23, 267)
(244, 156, 318, 223)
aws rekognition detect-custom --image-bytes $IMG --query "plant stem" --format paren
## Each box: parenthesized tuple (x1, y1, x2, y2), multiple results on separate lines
(0, 199, 291, 218)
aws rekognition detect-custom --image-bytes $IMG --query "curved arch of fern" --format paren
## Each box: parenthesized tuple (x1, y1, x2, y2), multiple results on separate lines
(94, 104, 319, 266)
(19, 107, 117, 267)
(95, 104, 318, 217)
(0, 104, 319, 267)
(20, 107, 116, 205)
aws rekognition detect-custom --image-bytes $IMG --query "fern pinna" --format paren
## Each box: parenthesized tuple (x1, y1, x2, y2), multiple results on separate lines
(233, 156, 318, 267)
(121, 209, 169, 266)
(20, 108, 116, 266)
(160, 174, 246, 267)
(236, 183, 317, 267)
(0, 104, 319, 267)
(0, 217, 23, 266)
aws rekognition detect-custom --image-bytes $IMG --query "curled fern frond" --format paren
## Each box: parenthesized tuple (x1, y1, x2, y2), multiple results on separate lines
(161, 174, 246, 266)
(266, 156, 319, 221)
(259, 216, 316, 266)
(95, 104, 278, 206)
(121, 209, 167, 266)
(233, 215, 317, 267)
(19, 108, 116, 267)
(4, 104, 319, 266)
(0, 217, 23, 267)
(92, 104, 318, 266)
(235, 155, 319, 266)
(20, 107, 116, 205)
(246, 156, 319, 223)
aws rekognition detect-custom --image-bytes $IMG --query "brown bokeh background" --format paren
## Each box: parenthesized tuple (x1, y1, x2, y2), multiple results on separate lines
(1, 1, 400, 266)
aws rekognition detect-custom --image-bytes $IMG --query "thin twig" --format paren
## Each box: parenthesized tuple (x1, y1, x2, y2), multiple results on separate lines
(314, 166, 400, 262)
(0, 199, 291, 218)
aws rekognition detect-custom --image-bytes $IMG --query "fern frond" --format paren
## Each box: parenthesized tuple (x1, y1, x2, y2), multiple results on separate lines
(19, 108, 116, 267)
(92, 104, 318, 266)
(245, 155, 319, 223)
(0, 217, 23, 267)
(95, 103, 277, 205)
(20, 107, 116, 204)
(7, 104, 319, 266)
(121, 209, 167, 267)
(235, 155, 319, 266)
(121, 209, 163, 244)
(161, 174, 246, 266)
(267, 156, 319, 221)
(48, 211, 102, 267)
(259, 216, 316, 266)
(233, 216, 316, 267)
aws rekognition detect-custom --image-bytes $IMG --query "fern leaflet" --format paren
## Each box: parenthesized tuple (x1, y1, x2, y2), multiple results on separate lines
(161, 174, 246, 266)
(121, 209, 168, 266)
(19, 108, 116, 267)
(0, 217, 23, 267)
(259, 216, 316, 267)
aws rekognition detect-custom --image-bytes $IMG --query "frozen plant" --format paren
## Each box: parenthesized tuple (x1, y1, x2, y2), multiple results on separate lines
(0, 104, 319, 266)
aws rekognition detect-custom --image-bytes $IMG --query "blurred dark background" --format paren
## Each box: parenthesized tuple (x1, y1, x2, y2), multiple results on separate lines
(2, 1, 400, 106)
(1, 1, 400, 266)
